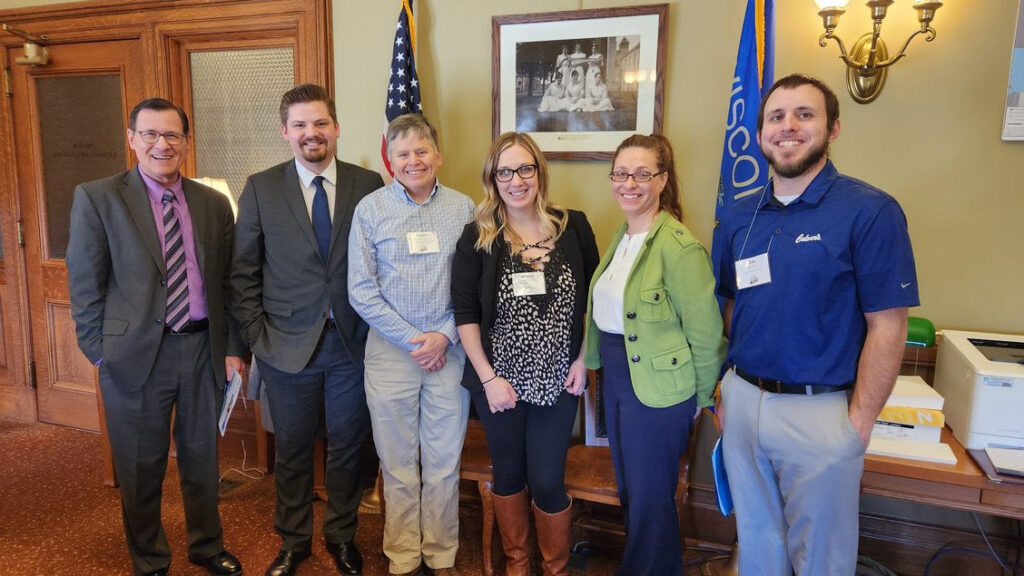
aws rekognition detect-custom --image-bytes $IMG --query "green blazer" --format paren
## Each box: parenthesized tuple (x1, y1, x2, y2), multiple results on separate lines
(584, 211, 726, 408)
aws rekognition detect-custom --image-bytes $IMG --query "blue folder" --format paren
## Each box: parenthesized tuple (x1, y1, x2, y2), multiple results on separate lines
(711, 436, 733, 516)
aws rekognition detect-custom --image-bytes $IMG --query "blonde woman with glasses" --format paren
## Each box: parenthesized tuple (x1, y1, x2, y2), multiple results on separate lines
(452, 132, 599, 576)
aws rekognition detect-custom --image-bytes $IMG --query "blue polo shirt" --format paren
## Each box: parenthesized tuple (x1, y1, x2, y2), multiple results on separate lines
(715, 161, 919, 386)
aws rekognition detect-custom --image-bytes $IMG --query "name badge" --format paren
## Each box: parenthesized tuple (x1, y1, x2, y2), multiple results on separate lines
(511, 271, 546, 297)
(406, 231, 440, 254)
(735, 252, 771, 290)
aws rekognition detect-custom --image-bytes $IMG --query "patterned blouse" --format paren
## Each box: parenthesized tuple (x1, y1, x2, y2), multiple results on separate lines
(489, 243, 576, 406)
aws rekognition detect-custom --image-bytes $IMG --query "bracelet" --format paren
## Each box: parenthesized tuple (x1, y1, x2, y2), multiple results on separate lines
(481, 374, 499, 385)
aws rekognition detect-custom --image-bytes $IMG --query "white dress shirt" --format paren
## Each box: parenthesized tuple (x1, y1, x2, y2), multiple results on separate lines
(591, 231, 648, 334)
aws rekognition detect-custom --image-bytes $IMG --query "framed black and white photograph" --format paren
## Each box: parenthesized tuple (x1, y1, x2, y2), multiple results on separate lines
(492, 4, 668, 160)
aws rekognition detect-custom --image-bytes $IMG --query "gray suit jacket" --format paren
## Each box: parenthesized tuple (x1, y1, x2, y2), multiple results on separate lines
(67, 168, 245, 391)
(231, 159, 384, 373)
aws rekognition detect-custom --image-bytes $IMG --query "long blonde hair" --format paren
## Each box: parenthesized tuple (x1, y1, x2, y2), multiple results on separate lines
(475, 132, 568, 253)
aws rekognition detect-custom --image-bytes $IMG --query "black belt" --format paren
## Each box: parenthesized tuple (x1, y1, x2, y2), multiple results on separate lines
(733, 366, 851, 395)
(165, 318, 208, 335)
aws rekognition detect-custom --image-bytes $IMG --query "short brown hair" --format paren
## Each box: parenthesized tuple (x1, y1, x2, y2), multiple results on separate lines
(386, 113, 439, 156)
(757, 73, 840, 134)
(279, 83, 337, 125)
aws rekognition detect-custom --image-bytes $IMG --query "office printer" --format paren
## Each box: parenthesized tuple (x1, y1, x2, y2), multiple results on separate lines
(933, 330, 1024, 450)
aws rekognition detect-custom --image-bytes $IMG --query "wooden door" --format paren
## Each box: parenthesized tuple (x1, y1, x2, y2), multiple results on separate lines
(0, 204, 31, 418)
(9, 39, 145, 431)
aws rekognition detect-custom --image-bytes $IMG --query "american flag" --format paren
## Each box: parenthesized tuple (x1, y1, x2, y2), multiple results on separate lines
(381, 0, 422, 176)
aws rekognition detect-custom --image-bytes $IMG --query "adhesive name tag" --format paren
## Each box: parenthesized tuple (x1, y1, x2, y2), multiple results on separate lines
(735, 252, 771, 289)
(406, 231, 440, 254)
(511, 271, 546, 296)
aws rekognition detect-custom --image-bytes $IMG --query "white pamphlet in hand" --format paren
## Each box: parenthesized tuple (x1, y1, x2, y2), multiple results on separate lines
(219, 371, 243, 437)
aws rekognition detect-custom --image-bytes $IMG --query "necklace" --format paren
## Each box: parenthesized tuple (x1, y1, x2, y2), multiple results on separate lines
(512, 235, 552, 251)
(506, 226, 552, 270)
(521, 251, 549, 270)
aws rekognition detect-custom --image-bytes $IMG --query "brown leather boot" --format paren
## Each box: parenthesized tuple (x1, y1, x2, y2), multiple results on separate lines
(492, 488, 531, 576)
(533, 496, 571, 576)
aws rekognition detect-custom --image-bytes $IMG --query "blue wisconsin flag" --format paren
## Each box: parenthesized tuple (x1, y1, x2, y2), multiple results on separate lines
(713, 0, 774, 288)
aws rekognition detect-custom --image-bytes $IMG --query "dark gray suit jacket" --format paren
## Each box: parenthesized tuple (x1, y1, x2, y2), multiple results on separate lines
(67, 168, 245, 391)
(231, 159, 384, 373)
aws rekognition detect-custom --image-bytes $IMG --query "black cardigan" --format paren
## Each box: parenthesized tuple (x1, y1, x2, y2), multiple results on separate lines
(451, 209, 600, 393)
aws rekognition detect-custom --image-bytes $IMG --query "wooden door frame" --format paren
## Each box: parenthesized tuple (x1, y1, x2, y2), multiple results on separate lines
(0, 47, 34, 423)
(0, 0, 331, 480)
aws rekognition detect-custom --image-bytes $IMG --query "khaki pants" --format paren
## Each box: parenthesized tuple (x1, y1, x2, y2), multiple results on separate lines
(364, 329, 469, 574)
(721, 368, 865, 576)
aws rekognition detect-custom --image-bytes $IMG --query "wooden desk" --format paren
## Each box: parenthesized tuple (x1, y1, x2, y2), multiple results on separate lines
(863, 427, 1024, 520)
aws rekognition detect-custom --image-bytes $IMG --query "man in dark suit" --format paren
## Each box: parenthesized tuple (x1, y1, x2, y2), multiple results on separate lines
(67, 98, 247, 576)
(231, 84, 384, 576)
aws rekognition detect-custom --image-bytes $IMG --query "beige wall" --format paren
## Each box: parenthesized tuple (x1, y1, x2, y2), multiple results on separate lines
(5, 0, 1022, 334)
(337, 0, 1024, 335)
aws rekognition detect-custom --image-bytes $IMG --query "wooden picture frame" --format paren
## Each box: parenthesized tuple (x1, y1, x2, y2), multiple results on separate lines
(492, 4, 668, 161)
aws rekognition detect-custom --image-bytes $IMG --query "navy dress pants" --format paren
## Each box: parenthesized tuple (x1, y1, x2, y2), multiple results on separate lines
(258, 326, 370, 551)
(599, 331, 696, 576)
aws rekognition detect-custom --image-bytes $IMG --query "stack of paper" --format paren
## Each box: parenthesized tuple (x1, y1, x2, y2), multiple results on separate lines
(985, 446, 1024, 477)
(869, 375, 956, 464)
(872, 376, 946, 444)
(867, 436, 957, 465)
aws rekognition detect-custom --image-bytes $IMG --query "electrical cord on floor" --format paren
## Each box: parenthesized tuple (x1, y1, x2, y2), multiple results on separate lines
(921, 513, 1024, 575)
(924, 545, 1010, 575)
(220, 397, 266, 482)
(972, 511, 1014, 574)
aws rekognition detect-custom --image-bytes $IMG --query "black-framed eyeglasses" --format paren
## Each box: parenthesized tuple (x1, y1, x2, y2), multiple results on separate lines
(134, 130, 186, 146)
(494, 164, 538, 183)
(608, 170, 664, 183)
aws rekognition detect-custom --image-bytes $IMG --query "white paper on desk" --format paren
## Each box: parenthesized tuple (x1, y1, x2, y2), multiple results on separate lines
(867, 436, 957, 465)
(218, 372, 243, 437)
(886, 375, 945, 410)
(985, 446, 1024, 477)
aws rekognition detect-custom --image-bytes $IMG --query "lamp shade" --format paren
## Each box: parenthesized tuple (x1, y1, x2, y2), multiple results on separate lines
(815, 0, 850, 9)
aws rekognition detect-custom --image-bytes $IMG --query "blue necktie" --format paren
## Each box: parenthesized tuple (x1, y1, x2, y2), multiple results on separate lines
(311, 175, 331, 264)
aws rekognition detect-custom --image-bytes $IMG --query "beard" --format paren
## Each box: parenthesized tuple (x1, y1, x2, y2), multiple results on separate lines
(762, 138, 830, 179)
(300, 138, 330, 164)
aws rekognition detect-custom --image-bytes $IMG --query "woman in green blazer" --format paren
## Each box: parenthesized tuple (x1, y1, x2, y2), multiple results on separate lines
(584, 134, 726, 576)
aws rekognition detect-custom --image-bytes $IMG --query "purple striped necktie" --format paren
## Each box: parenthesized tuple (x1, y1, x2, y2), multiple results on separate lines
(162, 190, 189, 332)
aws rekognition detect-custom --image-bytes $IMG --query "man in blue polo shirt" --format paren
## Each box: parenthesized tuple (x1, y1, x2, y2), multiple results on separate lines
(714, 73, 919, 575)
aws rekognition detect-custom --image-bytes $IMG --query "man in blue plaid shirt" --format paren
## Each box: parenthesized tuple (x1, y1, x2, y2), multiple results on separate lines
(348, 114, 474, 576)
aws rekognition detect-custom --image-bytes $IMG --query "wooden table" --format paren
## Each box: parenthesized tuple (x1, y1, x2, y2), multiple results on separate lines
(863, 427, 1024, 520)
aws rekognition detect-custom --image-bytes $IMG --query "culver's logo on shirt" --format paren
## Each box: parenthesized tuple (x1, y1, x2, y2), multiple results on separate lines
(795, 233, 822, 244)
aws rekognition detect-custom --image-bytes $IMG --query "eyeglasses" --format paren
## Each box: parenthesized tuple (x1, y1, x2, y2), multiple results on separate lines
(609, 170, 664, 183)
(494, 164, 538, 182)
(134, 130, 186, 146)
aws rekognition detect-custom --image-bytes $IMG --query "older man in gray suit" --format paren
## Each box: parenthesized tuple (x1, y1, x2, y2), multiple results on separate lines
(67, 98, 246, 576)
(231, 84, 384, 576)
